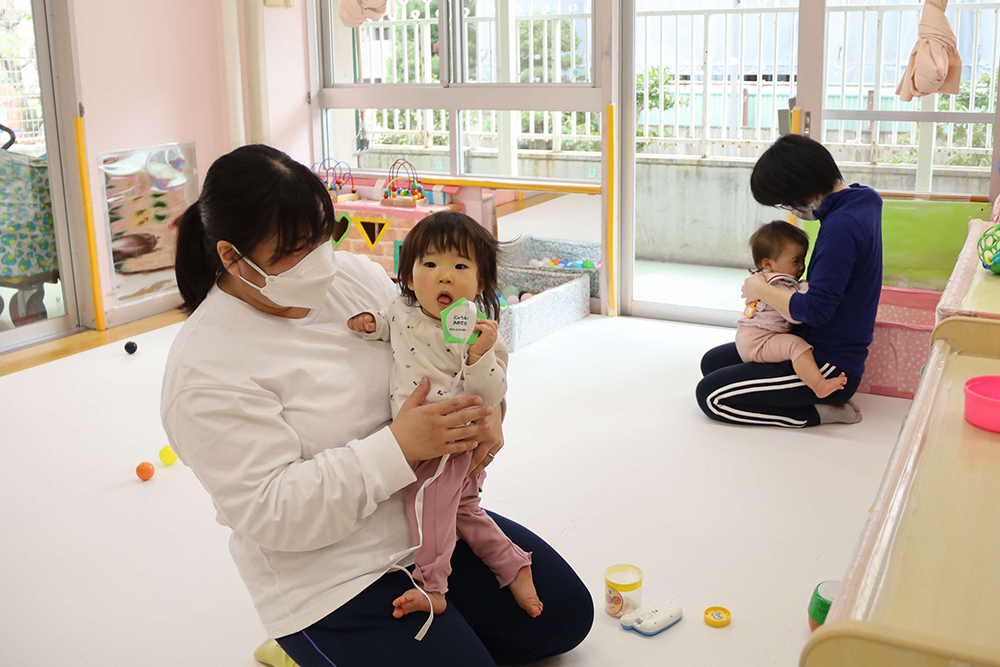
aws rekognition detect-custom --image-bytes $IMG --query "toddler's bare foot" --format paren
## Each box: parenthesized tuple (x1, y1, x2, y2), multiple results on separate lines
(812, 372, 847, 399)
(392, 588, 447, 618)
(509, 565, 543, 618)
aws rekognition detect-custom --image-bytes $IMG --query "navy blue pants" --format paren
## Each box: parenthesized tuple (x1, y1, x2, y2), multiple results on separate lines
(695, 343, 861, 428)
(276, 512, 593, 667)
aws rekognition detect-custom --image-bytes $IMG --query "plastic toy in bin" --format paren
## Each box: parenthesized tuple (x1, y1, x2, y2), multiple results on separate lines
(964, 376, 1000, 433)
(528, 256, 601, 270)
(977, 222, 1000, 274)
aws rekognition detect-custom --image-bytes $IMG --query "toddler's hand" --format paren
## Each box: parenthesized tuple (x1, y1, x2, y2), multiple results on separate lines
(348, 312, 377, 334)
(468, 319, 498, 363)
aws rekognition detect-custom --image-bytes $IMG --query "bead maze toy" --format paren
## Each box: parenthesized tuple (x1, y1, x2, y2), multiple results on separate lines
(313, 159, 359, 203)
(977, 221, 1000, 274)
(380, 159, 426, 208)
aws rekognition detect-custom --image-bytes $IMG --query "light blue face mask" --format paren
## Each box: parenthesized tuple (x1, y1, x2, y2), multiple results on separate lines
(779, 201, 821, 221)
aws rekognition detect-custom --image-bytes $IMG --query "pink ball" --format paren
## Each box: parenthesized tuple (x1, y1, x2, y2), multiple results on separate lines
(520, 292, 534, 300)
(506, 295, 520, 304)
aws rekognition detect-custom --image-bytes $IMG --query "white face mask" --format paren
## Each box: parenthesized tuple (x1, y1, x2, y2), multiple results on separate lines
(234, 242, 337, 310)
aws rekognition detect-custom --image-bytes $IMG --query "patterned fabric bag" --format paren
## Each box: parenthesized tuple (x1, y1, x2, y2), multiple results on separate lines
(0, 150, 57, 281)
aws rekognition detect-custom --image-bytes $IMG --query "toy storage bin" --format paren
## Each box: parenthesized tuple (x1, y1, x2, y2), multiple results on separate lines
(503, 236, 601, 298)
(497, 266, 590, 352)
(857, 287, 941, 399)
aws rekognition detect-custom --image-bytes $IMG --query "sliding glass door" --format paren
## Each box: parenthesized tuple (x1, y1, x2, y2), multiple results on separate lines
(621, 0, 800, 325)
(0, 0, 80, 353)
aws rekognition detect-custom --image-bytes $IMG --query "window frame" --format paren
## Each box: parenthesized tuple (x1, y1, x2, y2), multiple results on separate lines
(815, 1, 1000, 199)
(315, 0, 607, 181)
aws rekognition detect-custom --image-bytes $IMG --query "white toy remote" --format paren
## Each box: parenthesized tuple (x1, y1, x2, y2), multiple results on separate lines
(620, 600, 683, 636)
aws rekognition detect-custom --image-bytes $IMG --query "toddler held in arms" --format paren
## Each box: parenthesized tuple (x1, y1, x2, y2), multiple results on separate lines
(348, 212, 542, 627)
(737, 221, 847, 399)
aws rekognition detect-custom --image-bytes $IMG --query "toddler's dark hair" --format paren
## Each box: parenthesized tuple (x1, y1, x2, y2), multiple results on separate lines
(397, 211, 501, 320)
(749, 220, 810, 270)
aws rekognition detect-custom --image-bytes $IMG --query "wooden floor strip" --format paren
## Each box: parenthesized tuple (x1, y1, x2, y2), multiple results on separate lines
(0, 309, 188, 377)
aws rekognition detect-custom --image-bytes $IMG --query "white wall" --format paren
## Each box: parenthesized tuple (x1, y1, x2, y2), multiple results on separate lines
(262, 1, 315, 165)
(72, 0, 231, 325)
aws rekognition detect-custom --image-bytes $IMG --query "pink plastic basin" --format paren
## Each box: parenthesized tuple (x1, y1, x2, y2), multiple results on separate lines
(965, 376, 1000, 433)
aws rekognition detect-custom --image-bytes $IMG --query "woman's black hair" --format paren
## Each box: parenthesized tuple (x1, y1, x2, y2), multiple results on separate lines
(174, 144, 336, 312)
(396, 211, 501, 320)
(750, 134, 843, 208)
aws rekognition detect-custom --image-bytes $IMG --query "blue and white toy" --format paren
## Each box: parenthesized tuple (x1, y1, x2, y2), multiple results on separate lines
(620, 601, 683, 637)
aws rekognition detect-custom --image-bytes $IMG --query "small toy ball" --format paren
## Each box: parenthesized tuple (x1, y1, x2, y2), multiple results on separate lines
(541, 256, 552, 264)
(704, 606, 731, 628)
(499, 300, 509, 308)
(159, 445, 178, 466)
(557, 260, 569, 267)
(528, 259, 545, 268)
(520, 292, 534, 300)
(583, 260, 596, 269)
(506, 295, 520, 305)
(125, 341, 138, 354)
(548, 261, 559, 267)
(976, 222, 1000, 274)
(136, 462, 155, 481)
(502, 284, 520, 298)
(568, 261, 584, 269)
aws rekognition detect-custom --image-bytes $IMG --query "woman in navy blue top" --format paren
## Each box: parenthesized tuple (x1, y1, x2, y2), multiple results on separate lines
(696, 134, 883, 427)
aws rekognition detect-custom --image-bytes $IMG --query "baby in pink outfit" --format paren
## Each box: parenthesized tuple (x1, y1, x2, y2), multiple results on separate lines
(349, 212, 541, 625)
(736, 221, 847, 399)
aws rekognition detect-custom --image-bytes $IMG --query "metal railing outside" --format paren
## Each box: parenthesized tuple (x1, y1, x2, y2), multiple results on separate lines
(357, 2, 999, 168)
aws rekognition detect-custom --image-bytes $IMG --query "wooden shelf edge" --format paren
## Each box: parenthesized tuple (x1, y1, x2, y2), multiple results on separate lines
(802, 619, 1000, 667)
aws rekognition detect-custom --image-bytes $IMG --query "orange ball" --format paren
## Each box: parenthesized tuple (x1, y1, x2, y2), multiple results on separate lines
(136, 462, 155, 481)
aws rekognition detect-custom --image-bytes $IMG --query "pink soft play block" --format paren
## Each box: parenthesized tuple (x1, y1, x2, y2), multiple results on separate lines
(858, 287, 941, 400)
(965, 376, 1000, 433)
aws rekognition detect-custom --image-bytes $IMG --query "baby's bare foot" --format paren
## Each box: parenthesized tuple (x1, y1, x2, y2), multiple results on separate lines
(392, 588, 447, 618)
(509, 565, 543, 618)
(812, 372, 848, 399)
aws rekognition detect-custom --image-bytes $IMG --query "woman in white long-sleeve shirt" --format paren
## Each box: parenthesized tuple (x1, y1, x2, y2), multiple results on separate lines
(161, 145, 593, 667)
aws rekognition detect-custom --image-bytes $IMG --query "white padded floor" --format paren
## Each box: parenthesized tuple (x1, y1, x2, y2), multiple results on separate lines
(0, 316, 910, 666)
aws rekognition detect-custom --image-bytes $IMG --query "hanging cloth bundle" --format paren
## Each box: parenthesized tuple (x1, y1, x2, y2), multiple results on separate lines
(896, 0, 962, 102)
(339, 0, 388, 28)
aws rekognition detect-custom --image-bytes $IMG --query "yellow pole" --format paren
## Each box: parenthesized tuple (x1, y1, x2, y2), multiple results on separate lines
(605, 104, 618, 317)
(73, 116, 106, 331)
(788, 108, 803, 226)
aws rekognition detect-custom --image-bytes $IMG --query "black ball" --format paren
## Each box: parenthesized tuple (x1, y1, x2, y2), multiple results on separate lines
(124, 341, 138, 355)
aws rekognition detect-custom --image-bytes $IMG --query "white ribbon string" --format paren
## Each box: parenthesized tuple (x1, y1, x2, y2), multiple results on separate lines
(385, 451, 450, 641)
(384, 338, 473, 640)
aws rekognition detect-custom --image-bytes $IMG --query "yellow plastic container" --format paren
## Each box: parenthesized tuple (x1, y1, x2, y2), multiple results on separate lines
(604, 564, 643, 618)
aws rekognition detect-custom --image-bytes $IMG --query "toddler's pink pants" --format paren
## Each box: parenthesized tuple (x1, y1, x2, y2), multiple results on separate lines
(406, 449, 532, 595)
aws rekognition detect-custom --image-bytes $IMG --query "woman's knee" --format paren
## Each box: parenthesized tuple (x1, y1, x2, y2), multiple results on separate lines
(556, 578, 595, 655)
(696, 375, 723, 421)
(700, 343, 739, 377)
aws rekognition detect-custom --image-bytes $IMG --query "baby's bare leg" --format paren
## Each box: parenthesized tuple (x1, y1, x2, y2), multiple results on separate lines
(792, 349, 847, 399)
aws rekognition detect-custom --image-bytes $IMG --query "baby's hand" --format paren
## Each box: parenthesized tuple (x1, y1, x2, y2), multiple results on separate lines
(468, 319, 498, 363)
(348, 312, 377, 334)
